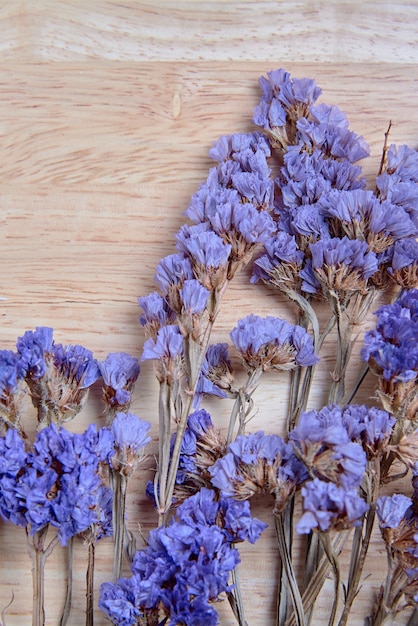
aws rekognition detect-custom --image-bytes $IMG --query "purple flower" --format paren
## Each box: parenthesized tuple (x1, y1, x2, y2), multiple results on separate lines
(297, 478, 368, 533)
(0, 350, 25, 427)
(100, 353, 140, 391)
(53, 343, 100, 389)
(99, 580, 142, 626)
(195, 343, 232, 405)
(210, 431, 307, 505)
(230, 314, 319, 371)
(141, 325, 184, 361)
(0, 423, 110, 545)
(180, 279, 210, 314)
(154, 253, 194, 295)
(100, 488, 264, 625)
(176, 228, 232, 270)
(390, 237, 418, 271)
(290, 405, 367, 488)
(138, 291, 174, 330)
(361, 292, 418, 382)
(310, 236, 378, 280)
(111, 412, 151, 453)
(376, 494, 413, 529)
(16, 326, 54, 379)
(111, 412, 151, 476)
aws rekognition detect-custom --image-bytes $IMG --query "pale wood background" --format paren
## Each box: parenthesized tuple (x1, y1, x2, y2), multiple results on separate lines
(0, 1, 417, 624)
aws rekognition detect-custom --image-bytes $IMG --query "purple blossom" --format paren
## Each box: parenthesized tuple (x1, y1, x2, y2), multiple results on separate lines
(180, 279, 210, 314)
(230, 314, 319, 370)
(341, 404, 395, 456)
(176, 228, 232, 269)
(138, 291, 174, 329)
(16, 326, 54, 379)
(195, 343, 231, 404)
(376, 494, 413, 529)
(253, 69, 322, 132)
(154, 253, 194, 295)
(209, 431, 307, 502)
(296, 117, 369, 163)
(99, 353, 140, 391)
(0, 351, 23, 397)
(100, 489, 265, 625)
(361, 292, 418, 382)
(251, 231, 304, 285)
(310, 236, 378, 281)
(111, 412, 151, 453)
(290, 405, 367, 489)
(141, 325, 184, 361)
(0, 423, 112, 545)
(53, 343, 100, 389)
(390, 237, 418, 271)
(297, 478, 368, 533)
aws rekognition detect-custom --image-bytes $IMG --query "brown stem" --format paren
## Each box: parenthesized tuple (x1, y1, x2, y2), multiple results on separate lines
(86, 541, 95, 626)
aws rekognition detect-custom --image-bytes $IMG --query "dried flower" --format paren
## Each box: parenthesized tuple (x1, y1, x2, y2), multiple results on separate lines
(296, 478, 368, 533)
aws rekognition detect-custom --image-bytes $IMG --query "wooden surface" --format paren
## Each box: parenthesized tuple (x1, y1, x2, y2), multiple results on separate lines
(1, 2, 418, 624)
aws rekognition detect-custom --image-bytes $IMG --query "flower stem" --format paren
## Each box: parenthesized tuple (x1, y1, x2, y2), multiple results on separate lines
(26, 526, 59, 626)
(338, 461, 380, 626)
(112, 472, 128, 580)
(274, 510, 306, 626)
(59, 536, 74, 626)
(318, 532, 340, 626)
(86, 541, 95, 626)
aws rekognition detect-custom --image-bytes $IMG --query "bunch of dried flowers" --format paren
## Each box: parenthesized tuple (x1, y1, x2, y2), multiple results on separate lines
(0, 69, 417, 626)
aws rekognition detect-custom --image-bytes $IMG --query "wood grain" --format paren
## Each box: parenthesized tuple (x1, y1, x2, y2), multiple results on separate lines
(0, 2, 417, 624)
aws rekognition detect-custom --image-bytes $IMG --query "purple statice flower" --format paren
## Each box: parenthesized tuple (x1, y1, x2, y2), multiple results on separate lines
(253, 69, 321, 135)
(296, 117, 369, 163)
(230, 314, 319, 372)
(52, 343, 100, 398)
(176, 228, 232, 279)
(388, 237, 418, 289)
(154, 253, 194, 296)
(250, 230, 305, 288)
(320, 188, 417, 248)
(277, 146, 365, 217)
(16, 326, 54, 380)
(141, 324, 184, 361)
(0, 423, 112, 545)
(99, 580, 143, 626)
(166, 410, 228, 503)
(210, 431, 307, 507)
(310, 236, 378, 281)
(111, 412, 151, 476)
(361, 291, 418, 383)
(289, 405, 367, 489)
(341, 404, 395, 457)
(100, 488, 265, 625)
(376, 494, 413, 529)
(376, 144, 418, 239)
(195, 343, 233, 406)
(137, 291, 175, 337)
(16, 328, 100, 424)
(296, 478, 368, 534)
(180, 279, 210, 315)
(0, 350, 25, 429)
(99, 352, 140, 415)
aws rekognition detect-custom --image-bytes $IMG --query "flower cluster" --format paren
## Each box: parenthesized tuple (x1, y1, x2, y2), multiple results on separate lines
(99, 488, 266, 626)
(374, 480, 418, 617)
(361, 289, 418, 419)
(0, 423, 114, 545)
(251, 70, 418, 311)
(230, 314, 319, 372)
(209, 430, 307, 511)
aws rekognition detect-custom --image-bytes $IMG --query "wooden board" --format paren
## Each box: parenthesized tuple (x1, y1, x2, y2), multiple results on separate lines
(0, 2, 417, 624)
